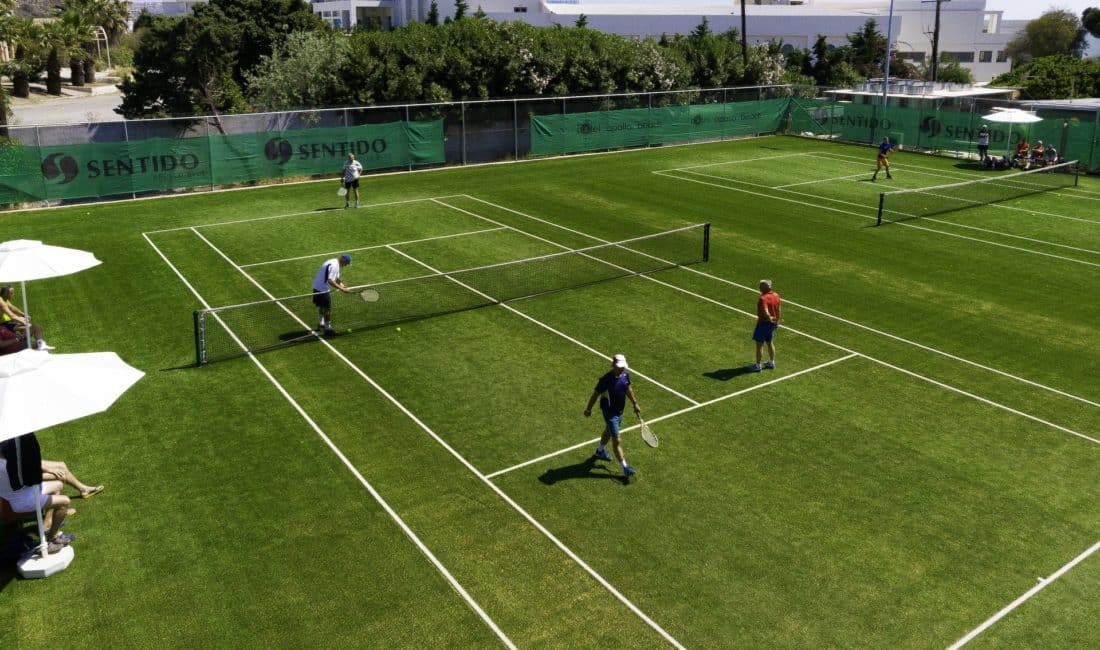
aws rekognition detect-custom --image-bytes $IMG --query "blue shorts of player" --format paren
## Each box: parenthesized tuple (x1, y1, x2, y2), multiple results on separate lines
(602, 411, 623, 439)
(752, 321, 778, 343)
(344, 178, 360, 189)
(312, 290, 331, 310)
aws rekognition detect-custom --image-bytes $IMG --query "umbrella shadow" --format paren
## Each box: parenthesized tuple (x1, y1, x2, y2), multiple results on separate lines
(538, 456, 629, 486)
(703, 367, 758, 381)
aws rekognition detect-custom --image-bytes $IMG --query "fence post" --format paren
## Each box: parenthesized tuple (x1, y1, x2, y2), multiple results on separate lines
(120, 121, 136, 199)
(461, 102, 467, 166)
(206, 118, 215, 193)
(406, 105, 412, 171)
(513, 99, 518, 161)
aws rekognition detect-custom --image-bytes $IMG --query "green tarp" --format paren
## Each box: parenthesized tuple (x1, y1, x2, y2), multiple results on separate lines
(0, 120, 445, 203)
(531, 98, 789, 155)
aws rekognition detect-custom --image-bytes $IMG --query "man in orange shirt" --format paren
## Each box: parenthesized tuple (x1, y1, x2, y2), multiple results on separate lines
(750, 279, 781, 372)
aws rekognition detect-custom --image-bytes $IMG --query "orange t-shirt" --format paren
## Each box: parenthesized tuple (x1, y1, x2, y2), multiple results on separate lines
(757, 291, 781, 323)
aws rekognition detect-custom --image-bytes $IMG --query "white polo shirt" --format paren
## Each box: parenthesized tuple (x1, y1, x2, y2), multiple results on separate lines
(312, 258, 341, 293)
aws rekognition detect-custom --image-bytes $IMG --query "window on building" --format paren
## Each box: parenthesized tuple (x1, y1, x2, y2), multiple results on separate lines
(898, 51, 926, 63)
(996, 51, 1008, 62)
(982, 13, 998, 34)
(941, 51, 975, 63)
(513, 5, 527, 12)
(979, 51, 992, 63)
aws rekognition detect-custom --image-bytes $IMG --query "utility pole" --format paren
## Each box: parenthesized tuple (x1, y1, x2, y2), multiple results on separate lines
(741, 0, 748, 69)
(922, 0, 950, 81)
(882, 0, 895, 111)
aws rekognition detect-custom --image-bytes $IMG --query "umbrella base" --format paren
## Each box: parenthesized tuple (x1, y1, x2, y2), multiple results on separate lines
(17, 543, 74, 579)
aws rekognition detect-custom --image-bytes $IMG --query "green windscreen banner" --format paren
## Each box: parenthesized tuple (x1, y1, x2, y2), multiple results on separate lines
(531, 98, 788, 155)
(0, 120, 444, 203)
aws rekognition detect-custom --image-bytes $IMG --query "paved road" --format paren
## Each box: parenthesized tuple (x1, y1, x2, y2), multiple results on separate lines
(9, 92, 124, 127)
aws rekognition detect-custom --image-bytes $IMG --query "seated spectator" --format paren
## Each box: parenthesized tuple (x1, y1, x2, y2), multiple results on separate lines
(41, 459, 104, 499)
(1014, 139, 1030, 160)
(1031, 140, 1045, 165)
(0, 325, 25, 355)
(0, 285, 53, 351)
(0, 435, 73, 553)
(1044, 145, 1058, 165)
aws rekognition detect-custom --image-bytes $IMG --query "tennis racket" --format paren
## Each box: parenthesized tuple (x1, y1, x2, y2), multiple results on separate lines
(359, 288, 380, 303)
(337, 186, 348, 197)
(638, 414, 658, 448)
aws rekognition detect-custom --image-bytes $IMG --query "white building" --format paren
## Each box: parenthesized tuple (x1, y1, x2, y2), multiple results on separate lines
(309, 0, 1025, 81)
(129, 0, 209, 19)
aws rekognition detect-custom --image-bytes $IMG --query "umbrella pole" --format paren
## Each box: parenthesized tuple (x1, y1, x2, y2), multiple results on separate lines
(20, 280, 31, 351)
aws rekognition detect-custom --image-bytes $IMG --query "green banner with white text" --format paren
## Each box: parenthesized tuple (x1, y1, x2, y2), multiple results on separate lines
(531, 99, 788, 155)
(0, 120, 444, 203)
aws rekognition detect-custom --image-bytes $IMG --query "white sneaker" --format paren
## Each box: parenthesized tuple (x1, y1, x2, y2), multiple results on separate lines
(37, 340, 55, 351)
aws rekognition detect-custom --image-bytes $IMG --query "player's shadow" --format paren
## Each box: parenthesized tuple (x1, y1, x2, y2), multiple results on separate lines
(538, 456, 629, 486)
(703, 366, 758, 381)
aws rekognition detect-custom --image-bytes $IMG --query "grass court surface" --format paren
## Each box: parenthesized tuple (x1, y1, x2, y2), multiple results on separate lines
(3, 135, 1098, 648)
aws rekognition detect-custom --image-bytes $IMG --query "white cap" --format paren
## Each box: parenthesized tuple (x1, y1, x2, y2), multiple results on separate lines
(612, 354, 628, 369)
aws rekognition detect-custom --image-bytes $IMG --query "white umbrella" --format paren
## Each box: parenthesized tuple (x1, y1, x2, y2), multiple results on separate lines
(981, 109, 1044, 159)
(0, 240, 101, 350)
(0, 349, 143, 578)
(0, 349, 145, 442)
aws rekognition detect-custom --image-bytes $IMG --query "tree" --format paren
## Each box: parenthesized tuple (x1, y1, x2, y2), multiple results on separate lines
(246, 31, 351, 110)
(58, 8, 96, 86)
(1083, 7, 1100, 38)
(1004, 10, 1088, 66)
(931, 56, 974, 83)
(574, 14, 587, 29)
(453, 0, 468, 21)
(846, 19, 886, 79)
(990, 54, 1100, 98)
(7, 18, 47, 98)
(41, 16, 83, 94)
(426, 1, 439, 26)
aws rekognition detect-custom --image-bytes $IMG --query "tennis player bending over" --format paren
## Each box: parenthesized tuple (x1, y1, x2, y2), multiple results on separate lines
(871, 136, 894, 181)
(584, 354, 640, 479)
(312, 253, 353, 336)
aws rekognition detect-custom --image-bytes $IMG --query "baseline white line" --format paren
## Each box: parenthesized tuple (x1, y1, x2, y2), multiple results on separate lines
(947, 540, 1100, 649)
(187, 229, 687, 649)
(459, 195, 1100, 437)
(428, 199, 701, 406)
(142, 195, 461, 235)
(669, 168, 1100, 265)
(487, 353, 858, 479)
(144, 232, 516, 648)
(239, 227, 507, 268)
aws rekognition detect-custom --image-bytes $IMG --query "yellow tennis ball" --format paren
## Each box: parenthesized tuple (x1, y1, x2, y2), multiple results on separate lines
(396, 327, 401, 332)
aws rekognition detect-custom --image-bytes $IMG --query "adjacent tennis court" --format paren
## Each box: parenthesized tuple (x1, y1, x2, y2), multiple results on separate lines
(4, 135, 1098, 648)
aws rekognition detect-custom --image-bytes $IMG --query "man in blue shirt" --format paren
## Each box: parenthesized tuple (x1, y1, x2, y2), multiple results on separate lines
(871, 136, 894, 181)
(583, 354, 641, 479)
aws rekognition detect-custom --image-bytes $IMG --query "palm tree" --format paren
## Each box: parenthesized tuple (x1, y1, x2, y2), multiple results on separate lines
(42, 19, 83, 95)
(58, 7, 97, 86)
(64, 0, 132, 81)
(9, 18, 47, 99)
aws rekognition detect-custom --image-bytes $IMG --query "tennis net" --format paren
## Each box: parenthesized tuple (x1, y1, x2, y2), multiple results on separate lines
(194, 222, 710, 364)
(876, 160, 1080, 225)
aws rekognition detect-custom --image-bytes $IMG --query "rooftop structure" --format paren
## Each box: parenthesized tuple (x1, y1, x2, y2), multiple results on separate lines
(310, 0, 1024, 82)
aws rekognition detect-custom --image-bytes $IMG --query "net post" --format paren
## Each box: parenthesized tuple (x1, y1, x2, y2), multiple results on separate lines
(702, 223, 711, 262)
(876, 193, 885, 226)
(193, 310, 206, 366)
(1074, 160, 1080, 186)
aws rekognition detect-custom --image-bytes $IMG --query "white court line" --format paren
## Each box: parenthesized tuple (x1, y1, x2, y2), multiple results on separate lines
(459, 194, 1100, 435)
(428, 199, 701, 406)
(653, 151, 809, 172)
(143, 195, 465, 235)
(143, 232, 516, 649)
(186, 229, 688, 649)
(487, 353, 858, 479)
(239, 227, 507, 268)
(669, 167, 1100, 264)
(774, 172, 869, 188)
(947, 540, 1100, 649)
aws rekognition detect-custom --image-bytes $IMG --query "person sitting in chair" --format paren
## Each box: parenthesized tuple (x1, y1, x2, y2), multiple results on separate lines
(1043, 145, 1058, 166)
(1014, 139, 1031, 162)
(1031, 140, 1045, 166)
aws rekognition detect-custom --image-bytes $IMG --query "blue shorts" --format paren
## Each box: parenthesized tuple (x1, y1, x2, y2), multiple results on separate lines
(602, 413, 623, 438)
(312, 290, 331, 310)
(753, 321, 777, 343)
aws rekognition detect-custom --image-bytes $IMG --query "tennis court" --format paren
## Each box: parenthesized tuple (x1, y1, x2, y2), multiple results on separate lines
(4, 135, 1098, 648)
